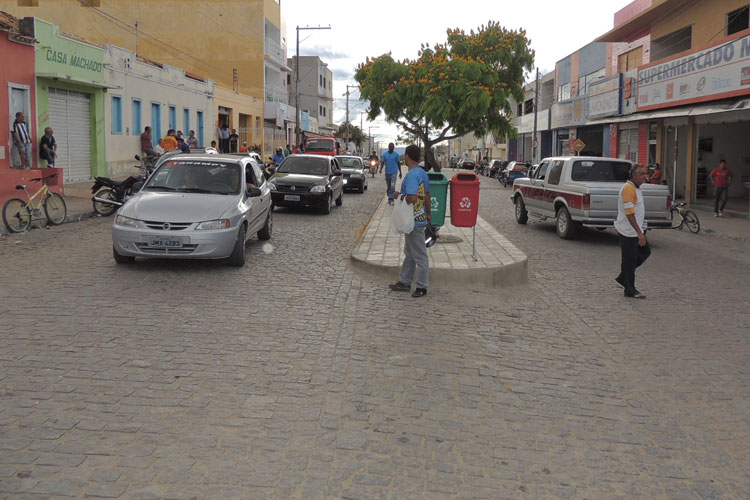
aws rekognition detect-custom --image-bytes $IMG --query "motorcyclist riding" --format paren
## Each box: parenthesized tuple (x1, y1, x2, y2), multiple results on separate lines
(272, 147, 285, 165)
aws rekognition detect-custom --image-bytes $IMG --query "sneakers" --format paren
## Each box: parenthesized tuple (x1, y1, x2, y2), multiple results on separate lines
(388, 200, 394, 206)
(718, 211, 724, 217)
(411, 288, 427, 298)
(714, 213, 719, 217)
(388, 281, 410, 292)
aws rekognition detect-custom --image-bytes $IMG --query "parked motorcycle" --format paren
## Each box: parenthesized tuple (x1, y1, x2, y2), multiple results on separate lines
(91, 155, 153, 216)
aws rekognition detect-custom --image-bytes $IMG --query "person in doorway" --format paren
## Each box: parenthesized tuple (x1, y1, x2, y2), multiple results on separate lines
(39, 127, 57, 167)
(187, 130, 199, 149)
(229, 128, 239, 153)
(389, 144, 431, 298)
(614, 164, 651, 299)
(381, 143, 402, 205)
(709, 159, 733, 217)
(11, 112, 32, 169)
(159, 129, 179, 152)
(649, 163, 663, 184)
(218, 124, 230, 153)
(141, 126, 157, 157)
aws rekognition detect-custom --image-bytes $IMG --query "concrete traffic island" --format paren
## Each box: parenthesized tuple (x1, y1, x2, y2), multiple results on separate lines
(351, 197, 528, 288)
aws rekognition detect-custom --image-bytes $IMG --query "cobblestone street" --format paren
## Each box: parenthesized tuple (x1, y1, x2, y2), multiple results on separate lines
(1, 175, 748, 499)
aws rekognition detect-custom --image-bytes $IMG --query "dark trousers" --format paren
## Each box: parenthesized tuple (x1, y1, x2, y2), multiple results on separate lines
(617, 234, 651, 296)
(219, 138, 229, 153)
(40, 149, 55, 166)
(714, 186, 728, 213)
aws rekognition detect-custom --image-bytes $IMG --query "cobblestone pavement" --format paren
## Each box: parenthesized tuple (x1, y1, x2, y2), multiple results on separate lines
(0, 174, 748, 499)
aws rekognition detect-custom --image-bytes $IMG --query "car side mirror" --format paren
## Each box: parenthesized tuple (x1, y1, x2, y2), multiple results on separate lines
(247, 186, 262, 197)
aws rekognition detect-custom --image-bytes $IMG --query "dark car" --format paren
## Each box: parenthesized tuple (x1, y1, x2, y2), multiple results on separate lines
(268, 154, 344, 214)
(335, 155, 368, 193)
(488, 159, 507, 178)
(499, 161, 530, 187)
(461, 160, 476, 170)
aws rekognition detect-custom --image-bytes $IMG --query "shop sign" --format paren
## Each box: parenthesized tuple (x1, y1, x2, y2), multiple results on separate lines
(551, 96, 588, 129)
(638, 32, 750, 111)
(43, 49, 104, 73)
(588, 74, 621, 118)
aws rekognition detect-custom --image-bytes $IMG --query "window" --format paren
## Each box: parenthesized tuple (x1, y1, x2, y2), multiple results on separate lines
(131, 98, 142, 135)
(651, 26, 692, 62)
(571, 160, 631, 182)
(618, 47, 643, 72)
(727, 6, 750, 35)
(547, 160, 564, 185)
(196, 110, 204, 147)
(557, 82, 571, 101)
(535, 162, 549, 180)
(577, 68, 605, 96)
(524, 99, 534, 114)
(287, 74, 291, 85)
(183, 108, 190, 135)
(323, 77, 326, 88)
(111, 95, 122, 135)
(320, 75, 323, 86)
(517, 102, 523, 116)
(168, 105, 176, 130)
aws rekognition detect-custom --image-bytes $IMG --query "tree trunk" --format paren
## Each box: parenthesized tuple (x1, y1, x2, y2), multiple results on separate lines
(423, 141, 439, 172)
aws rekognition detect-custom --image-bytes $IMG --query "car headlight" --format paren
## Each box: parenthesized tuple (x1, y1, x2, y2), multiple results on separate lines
(268, 181, 277, 191)
(196, 219, 231, 230)
(310, 184, 327, 193)
(114, 214, 139, 228)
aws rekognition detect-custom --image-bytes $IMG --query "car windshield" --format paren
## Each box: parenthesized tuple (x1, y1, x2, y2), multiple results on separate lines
(145, 160, 241, 194)
(571, 160, 631, 182)
(305, 139, 334, 152)
(336, 157, 362, 168)
(277, 156, 329, 176)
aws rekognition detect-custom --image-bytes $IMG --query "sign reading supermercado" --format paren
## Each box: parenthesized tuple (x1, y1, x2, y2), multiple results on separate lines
(638, 33, 750, 111)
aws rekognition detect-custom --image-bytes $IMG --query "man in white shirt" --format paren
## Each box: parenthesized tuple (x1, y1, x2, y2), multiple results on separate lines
(614, 164, 650, 299)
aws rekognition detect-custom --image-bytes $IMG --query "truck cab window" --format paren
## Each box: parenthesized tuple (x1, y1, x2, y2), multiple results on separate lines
(547, 161, 564, 185)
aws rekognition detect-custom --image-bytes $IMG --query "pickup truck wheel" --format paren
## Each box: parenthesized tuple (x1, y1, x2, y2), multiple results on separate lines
(555, 207, 576, 239)
(514, 197, 528, 224)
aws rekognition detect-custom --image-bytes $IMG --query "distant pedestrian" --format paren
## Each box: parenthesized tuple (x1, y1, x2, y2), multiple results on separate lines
(709, 159, 733, 217)
(159, 129, 179, 152)
(614, 164, 650, 299)
(11, 111, 32, 169)
(381, 142, 402, 205)
(649, 163, 663, 184)
(141, 126, 157, 157)
(239, 141, 248, 152)
(39, 127, 57, 167)
(229, 128, 239, 153)
(177, 137, 189, 152)
(218, 124, 230, 153)
(187, 130, 199, 148)
(176, 130, 184, 143)
(284, 144, 291, 156)
(210, 140, 218, 149)
(389, 144, 431, 298)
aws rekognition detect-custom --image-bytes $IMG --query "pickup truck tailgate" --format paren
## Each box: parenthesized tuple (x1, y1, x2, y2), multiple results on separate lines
(584, 182, 671, 225)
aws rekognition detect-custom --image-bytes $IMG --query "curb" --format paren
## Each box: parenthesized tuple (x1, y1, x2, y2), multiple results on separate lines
(0, 210, 98, 237)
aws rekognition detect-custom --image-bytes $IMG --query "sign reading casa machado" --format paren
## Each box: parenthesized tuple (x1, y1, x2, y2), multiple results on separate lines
(638, 33, 750, 111)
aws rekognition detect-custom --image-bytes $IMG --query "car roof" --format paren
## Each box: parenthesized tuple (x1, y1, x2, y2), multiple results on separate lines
(165, 153, 247, 164)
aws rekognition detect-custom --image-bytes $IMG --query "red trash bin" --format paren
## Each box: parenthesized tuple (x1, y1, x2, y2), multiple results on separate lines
(450, 172, 480, 227)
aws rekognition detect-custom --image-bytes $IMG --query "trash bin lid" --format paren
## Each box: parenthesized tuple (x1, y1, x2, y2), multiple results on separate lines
(451, 172, 479, 183)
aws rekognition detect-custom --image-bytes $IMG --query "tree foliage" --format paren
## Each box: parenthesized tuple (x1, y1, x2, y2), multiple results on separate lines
(356, 21, 534, 168)
(335, 122, 365, 148)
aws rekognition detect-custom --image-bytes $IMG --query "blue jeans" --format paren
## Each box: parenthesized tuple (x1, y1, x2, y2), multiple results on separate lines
(385, 173, 397, 202)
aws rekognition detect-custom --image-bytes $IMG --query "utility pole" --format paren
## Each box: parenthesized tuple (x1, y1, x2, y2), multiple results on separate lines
(295, 25, 331, 147)
(532, 68, 540, 164)
(344, 84, 358, 152)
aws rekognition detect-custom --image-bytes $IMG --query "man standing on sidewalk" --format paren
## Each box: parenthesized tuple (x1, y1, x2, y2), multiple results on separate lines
(389, 144, 431, 298)
(381, 143, 402, 205)
(709, 160, 733, 217)
(614, 164, 650, 299)
(11, 112, 32, 169)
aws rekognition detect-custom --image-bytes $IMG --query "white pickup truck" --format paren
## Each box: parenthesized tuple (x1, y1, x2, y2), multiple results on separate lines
(512, 156, 672, 239)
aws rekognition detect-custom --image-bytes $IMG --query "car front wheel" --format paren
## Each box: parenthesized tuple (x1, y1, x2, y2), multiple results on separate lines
(227, 224, 246, 266)
(515, 197, 528, 224)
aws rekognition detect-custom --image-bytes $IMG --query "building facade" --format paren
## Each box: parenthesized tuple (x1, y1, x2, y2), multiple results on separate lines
(288, 56, 335, 136)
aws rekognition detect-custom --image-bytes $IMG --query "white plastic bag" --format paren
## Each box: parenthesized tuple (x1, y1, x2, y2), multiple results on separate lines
(391, 196, 415, 234)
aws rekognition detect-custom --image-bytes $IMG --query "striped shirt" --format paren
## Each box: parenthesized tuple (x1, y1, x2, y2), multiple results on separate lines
(12, 120, 31, 144)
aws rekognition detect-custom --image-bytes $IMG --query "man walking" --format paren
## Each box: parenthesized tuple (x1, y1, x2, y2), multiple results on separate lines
(39, 127, 57, 167)
(709, 159, 733, 217)
(11, 112, 32, 169)
(389, 144, 431, 298)
(615, 164, 651, 299)
(381, 143, 402, 205)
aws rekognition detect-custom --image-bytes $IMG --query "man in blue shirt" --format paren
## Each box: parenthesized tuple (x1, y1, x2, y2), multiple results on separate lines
(381, 142, 402, 205)
(389, 144, 431, 298)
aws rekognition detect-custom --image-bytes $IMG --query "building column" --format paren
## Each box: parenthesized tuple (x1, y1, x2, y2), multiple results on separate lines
(655, 120, 664, 168)
(685, 116, 696, 204)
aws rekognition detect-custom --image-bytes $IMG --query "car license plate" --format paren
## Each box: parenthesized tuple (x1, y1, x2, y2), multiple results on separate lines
(284, 194, 300, 201)
(343, 179, 348, 185)
(147, 236, 183, 248)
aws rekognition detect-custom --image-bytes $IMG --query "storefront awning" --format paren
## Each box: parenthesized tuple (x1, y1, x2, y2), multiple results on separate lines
(36, 73, 118, 89)
(585, 99, 750, 125)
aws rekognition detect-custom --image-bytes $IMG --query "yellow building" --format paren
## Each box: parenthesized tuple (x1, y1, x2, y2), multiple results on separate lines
(4, 0, 284, 151)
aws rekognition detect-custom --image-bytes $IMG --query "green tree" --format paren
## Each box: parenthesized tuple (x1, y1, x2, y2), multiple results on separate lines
(356, 21, 534, 170)
(335, 122, 365, 150)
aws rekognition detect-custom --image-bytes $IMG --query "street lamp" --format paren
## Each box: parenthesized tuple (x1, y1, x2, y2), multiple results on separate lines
(295, 25, 331, 147)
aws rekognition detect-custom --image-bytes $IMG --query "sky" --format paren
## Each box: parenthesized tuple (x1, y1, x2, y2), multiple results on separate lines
(282, 0, 633, 146)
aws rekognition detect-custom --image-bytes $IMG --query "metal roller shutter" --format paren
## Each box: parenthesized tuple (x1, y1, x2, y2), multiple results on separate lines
(48, 88, 93, 182)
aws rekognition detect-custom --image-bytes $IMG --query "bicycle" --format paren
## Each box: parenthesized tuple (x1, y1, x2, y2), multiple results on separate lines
(2, 173, 67, 233)
(671, 201, 700, 233)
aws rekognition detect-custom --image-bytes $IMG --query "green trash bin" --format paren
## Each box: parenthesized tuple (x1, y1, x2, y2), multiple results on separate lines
(427, 172, 448, 226)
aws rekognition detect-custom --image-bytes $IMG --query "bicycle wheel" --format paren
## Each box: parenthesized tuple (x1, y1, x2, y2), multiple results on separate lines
(2, 198, 32, 233)
(43, 193, 67, 225)
(92, 188, 118, 216)
(683, 210, 700, 233)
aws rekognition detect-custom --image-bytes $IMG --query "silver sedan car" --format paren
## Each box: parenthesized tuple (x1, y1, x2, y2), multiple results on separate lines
(112, 154, 273, 266)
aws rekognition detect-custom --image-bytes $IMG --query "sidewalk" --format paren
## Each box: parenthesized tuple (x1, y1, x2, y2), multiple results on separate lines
(351, 196, 528, 288)
(689, 204, 750, 243)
